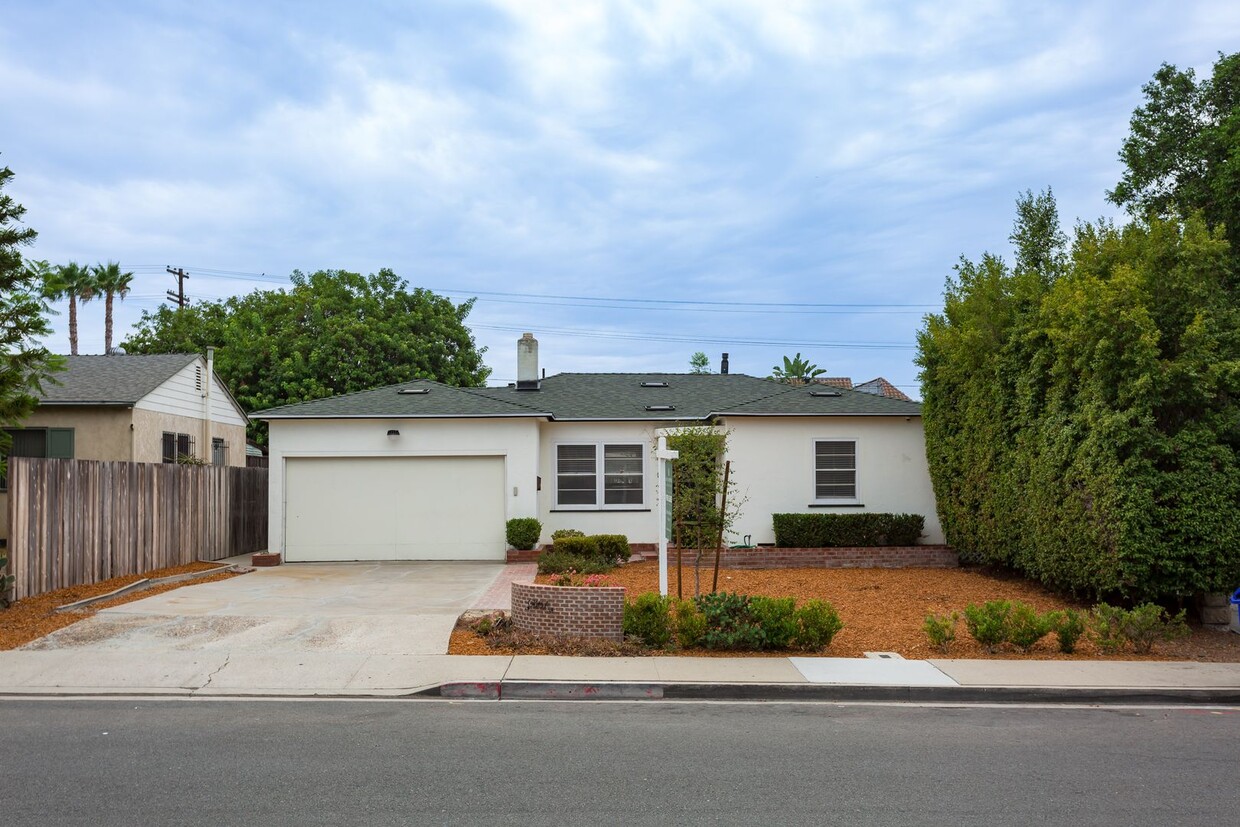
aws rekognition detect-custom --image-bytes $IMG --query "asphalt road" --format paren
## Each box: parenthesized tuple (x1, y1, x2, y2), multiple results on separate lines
(3, 699, 1236, 826)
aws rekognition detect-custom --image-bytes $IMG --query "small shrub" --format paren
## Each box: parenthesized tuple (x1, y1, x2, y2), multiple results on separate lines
(551, 528, 585, 541)
(923, 612, 958, 654)
(623, 593, 673, 648)
(751, 596, 798, 650)
(537, 550, 613, 575)
(505, 517, 542, 551)
(550, 569, 614, 587)
(552, 535, 600, 558)
(1050, 609, 1087, 654)
(1007, 602, 1052, 653)
(1090, 604, 1128, 654)
(469, 611, 510, 637)
(793, 599, 844, 649)
(963, 600, 1012, 653)
(592, 534, 631, 565)
(1121, 603, 1189, 654)
(671, 599, 706, 648)
(695, 592, 765, 650)
(0, 549, 14, 608)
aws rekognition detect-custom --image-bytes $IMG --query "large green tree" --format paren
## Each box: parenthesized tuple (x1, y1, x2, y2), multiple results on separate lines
(0, 165, 61, 475)
(1108, 51, 1240, 273)
(919, 189, 1240, 603)
(123, 268, 491, 442)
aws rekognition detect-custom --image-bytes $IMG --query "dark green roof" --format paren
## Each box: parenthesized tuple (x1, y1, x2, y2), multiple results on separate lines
(38, 354, 200, 405)
(255, 373, 920, 420)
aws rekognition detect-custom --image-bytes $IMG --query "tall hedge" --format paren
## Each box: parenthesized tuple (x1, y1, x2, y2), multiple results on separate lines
(917, 195, 1240, 602)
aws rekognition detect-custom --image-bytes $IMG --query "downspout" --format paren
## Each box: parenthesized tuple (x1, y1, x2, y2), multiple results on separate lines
(204, 347, 214, 464)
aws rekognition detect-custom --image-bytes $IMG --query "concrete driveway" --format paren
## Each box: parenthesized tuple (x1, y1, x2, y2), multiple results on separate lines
(24, 561, 507, 656)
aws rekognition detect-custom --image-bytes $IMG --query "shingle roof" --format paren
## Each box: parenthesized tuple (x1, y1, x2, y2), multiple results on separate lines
(37, 354, 201, 405)
(255, 373, 921, 420)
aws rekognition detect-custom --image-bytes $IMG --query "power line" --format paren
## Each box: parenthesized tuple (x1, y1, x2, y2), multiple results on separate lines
(471, 323, 915, 350)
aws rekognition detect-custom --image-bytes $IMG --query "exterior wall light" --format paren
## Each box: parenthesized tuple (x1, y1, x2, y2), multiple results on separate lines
(387, 429, 401, 440)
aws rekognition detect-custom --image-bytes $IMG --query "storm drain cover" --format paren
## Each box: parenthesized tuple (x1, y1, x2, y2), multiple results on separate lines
(863, 652, 904, 660)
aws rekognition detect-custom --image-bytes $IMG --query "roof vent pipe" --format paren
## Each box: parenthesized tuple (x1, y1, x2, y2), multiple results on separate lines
(721, 353, 729, 375)
(517, 332, 540, 391)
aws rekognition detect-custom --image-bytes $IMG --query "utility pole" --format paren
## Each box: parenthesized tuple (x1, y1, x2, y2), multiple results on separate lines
(165, 266, 189, 309)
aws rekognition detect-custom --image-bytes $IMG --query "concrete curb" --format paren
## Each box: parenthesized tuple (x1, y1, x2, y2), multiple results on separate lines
(428, 680, 1240, 705)
(53, 564, 239, 613)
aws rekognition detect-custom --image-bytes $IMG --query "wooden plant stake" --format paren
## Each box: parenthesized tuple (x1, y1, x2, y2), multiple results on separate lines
(711, 460, 731, 594)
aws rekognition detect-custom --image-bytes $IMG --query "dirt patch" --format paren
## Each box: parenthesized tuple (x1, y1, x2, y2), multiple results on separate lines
(0, 562, 241, 650)
(447, 561, 1240, 660)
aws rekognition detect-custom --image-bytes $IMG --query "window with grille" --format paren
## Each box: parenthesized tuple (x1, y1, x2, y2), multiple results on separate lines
(556, 443, 645, 508)
(814, 440, 857, 501)
(162, 432, 195, 464)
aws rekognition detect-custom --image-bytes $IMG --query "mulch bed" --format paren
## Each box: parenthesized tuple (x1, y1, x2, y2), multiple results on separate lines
(448, 560, 1240, 661)
(0, 561, 242, 650)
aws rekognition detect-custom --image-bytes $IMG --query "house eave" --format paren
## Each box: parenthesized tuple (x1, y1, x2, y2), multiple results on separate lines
(255, 412, 551, 422)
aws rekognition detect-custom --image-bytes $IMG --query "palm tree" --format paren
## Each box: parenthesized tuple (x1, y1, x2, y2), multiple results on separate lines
(770, 353, 826, 385)
(93, 261, 134, 354)
(42, 262, 96, 355)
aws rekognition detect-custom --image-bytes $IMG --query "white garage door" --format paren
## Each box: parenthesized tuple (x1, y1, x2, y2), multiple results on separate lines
(284, 456, 506, 561)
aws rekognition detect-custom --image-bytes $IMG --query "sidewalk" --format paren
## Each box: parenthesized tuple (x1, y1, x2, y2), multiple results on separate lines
(1, 649, 1237, 704)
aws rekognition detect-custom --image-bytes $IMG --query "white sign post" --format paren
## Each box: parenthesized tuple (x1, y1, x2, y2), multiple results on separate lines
(654, 434, 679, 597)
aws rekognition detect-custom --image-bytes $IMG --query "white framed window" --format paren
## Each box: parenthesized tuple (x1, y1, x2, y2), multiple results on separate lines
(814, 439, 857, 502)
(556, 443, 645, 508)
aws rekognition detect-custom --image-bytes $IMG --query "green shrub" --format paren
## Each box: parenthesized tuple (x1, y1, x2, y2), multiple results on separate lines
(695, 592, 765, 650)
(551, 528, 585, 541)
(793, 599, 844, 649)
(536, 550, 613, 575)
(1121, 604, 1190, 654)
(1007, 602, 1052, 653)
(592, 534, 631, 565)
(0, 549, 14, 608)
(963, 600, 1012, 653)
(771, 513, 925, 547)
(505, 517, 542, 550)
(671, 599, 706, 648)
(1050, 609, 1087, 654)
(1090, 604, 1128, 654)
(553, 535, 599, 558)
(750, 596, 798, 650)
(923, 612, 958, 654)
(623, 593, 672, 648)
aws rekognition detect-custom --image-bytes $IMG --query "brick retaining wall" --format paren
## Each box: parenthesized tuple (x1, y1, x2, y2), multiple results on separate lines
(712, 545, 957, 569)
(506, 542, 656, 563)
(510, 582, 625, 641)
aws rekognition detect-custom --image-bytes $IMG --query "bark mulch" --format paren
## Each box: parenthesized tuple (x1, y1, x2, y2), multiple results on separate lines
(447, 561, 1240, 661)
(0, 561, 241, 650)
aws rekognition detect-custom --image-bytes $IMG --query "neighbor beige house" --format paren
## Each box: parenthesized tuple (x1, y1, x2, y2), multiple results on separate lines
(1, 352, 248, 541)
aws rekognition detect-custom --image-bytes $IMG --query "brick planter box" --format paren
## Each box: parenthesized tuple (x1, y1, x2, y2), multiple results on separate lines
(511, 582, 625, 641)
(669, 545, 958, 569)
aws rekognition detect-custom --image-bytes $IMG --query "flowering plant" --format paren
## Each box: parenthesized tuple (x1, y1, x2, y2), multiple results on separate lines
(549, 569, 614, 588)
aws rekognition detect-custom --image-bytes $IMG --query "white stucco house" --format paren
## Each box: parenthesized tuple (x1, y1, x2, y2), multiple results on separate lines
(255, 335, 941, 562)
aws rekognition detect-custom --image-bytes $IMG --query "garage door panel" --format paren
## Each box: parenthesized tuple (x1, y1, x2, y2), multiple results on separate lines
(285, 456, 506, 562)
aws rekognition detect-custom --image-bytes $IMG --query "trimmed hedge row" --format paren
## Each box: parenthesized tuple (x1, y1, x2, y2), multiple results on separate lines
(772, 513, 925, 548)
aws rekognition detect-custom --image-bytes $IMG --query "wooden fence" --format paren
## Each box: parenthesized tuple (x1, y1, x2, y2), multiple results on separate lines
(5, 457, 268, 601)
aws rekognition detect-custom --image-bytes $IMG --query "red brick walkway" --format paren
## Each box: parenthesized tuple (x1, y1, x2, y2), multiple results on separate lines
(473, 563, 537, 610)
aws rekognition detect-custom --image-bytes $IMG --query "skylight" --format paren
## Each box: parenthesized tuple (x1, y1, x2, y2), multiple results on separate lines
(644, 404, 675, 411)
(809, 390, 841, 397)
(398, 388, 431, 395)
(640, 381, 669, 388)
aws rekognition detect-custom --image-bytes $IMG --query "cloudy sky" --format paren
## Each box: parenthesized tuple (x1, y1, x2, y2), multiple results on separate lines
(4, 1, 1238, 394)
